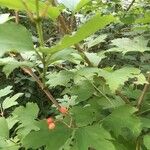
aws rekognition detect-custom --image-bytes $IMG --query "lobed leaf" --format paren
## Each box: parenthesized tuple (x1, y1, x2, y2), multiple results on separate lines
(2, 93, 23, 110)
(71, 125, 116, 150)
(108, 36, 150, 54)
(103, 105, 142, 138)
(22, 121, 72, 150)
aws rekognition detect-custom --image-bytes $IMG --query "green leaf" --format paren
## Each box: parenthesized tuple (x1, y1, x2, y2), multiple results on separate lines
(22, 121, 72, 150)
(108, 36, 150, 54)
(0, 0, 60, 20)
(42, 14, 115, 54)
(71, 125, 116, 150)
(0, 118, 17, 150)
(144, 134, 150, 150)
(0, 23, 34, 55)
(103, 105, 142, 138)
(13, 103, 39, 126)
(57, 95, 77, 108)
(120, 14, 135, 24)
(71, 105, 99, 127)
(85, 52, 106, 66)
(0, 138, 20, 150)
(6, 116, 19, 130)
(0, 57, 33, 77)
(13, 103, 39, 139)
(46, 70, 74, 87)
(98, 67, 145, 92)
(0, 86, 12, 99)
(69, 80, 95, 102)
(93, 96, 125, 109)
(74, 67, 99, 82)
(48, 48, 82, 64)
(86, 34, 107, 48)
(2, 93, 23, 109)
(0, 117, 9, 138)
(141, 117, 150, 129)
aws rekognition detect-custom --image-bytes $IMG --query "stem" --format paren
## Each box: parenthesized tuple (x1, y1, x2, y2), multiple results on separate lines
(0, 103, 4, 117)
(36, 21, 44, 46)
(15, 11, 19, 24)
(9, 55, 61, 109)
(36, 23, 47, 83)
(22, 67, 61, 108)
(35, 0, 40, 18)
(126, 0, 135, 11)
(136, 74, 150, 110)
(136, 129, 150, 150)
(35, 0, 44, 47)
(136, 136, 142, 150)
(35, 0, 47, 84)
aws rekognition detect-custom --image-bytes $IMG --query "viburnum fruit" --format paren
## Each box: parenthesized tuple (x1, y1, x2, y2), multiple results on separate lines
(59, 106, 68, 114)
(48, 122, 55, 129)
(46, 117, 54, 124)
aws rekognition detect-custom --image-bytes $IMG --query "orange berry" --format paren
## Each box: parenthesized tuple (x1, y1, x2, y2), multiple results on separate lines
(48, 122, 55, 129)
(46, 117, 54, 124)
(59, 106, 68, 114)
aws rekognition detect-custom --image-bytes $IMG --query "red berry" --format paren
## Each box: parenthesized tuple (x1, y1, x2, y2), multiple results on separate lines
(46, 117, 54, 124)
(48, 122, 55, 129)
(59, 106, 68, 114)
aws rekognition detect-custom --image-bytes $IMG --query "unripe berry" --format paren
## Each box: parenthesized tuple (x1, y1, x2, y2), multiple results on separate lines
(59, 106, 68, 114)
(48, 122, 55, 129)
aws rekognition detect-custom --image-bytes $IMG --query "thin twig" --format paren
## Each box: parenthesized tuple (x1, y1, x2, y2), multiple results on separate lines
(126, 0, 135, 11)
(136, 74, 150, 110)
(9, 53, 60, 108)
(0, 103, 4, 117)
(15, 11, 19, 24)
(22, 66, 61, 108)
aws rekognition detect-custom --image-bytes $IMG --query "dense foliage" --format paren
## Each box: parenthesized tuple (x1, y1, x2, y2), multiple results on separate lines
(0, 0, 150, 150)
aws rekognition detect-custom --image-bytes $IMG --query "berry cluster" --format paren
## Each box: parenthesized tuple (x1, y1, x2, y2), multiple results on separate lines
(46, 117, 55, 129)
(46, 107, 68, 130)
